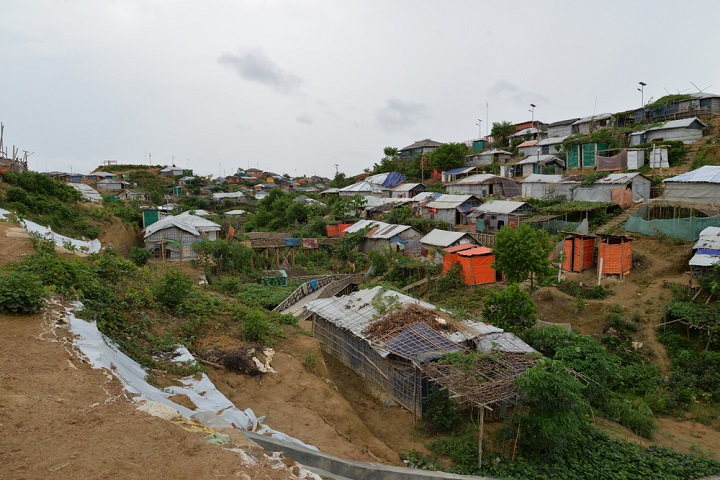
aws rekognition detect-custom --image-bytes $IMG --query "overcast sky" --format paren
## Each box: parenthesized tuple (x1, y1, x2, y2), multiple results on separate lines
(2, 0, 719, 179)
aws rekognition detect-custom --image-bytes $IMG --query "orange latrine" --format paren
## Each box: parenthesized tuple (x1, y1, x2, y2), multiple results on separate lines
(457, 246, 497, 285)
(562, 233, 595, 272)
(598, 234, 632, 276)
(442, 244, 475, 274)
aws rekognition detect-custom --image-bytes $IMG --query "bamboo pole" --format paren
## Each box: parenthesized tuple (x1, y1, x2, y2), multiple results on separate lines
(478, 407, 485, 470)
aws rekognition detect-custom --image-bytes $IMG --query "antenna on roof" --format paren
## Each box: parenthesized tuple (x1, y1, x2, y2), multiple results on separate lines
(690, 81, 712, 93)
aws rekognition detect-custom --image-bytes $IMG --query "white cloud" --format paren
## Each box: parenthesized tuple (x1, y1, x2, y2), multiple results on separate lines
(217, 48, 303, 95)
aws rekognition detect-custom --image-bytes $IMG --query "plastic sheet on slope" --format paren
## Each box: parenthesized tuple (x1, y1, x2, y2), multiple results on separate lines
(0, 207, 101, 253)
(66, 306, 317, 450)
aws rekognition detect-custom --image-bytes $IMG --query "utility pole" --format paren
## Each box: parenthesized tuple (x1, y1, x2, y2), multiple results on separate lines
(476, 118, 482, 139)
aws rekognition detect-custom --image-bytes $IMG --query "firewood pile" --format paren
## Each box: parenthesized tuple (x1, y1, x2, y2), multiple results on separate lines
(363, 304, 459, 342)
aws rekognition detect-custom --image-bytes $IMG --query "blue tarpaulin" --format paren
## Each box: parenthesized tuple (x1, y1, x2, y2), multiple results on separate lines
(381, 171, 406, 188)
(283, 238, 302, 247)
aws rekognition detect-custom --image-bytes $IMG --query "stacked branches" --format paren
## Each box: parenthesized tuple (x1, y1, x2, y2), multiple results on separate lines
(423, 353, 538, 410)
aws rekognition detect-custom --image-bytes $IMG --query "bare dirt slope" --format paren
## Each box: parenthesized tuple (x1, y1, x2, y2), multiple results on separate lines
(0, 223, 301, 480)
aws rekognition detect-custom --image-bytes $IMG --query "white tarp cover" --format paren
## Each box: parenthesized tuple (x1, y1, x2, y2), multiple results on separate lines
(0, 208, 102, 253)
(67, 307, 317, 450)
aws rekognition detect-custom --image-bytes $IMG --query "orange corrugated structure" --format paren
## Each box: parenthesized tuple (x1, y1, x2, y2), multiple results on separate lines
(442, 244, 475, 274)
(562, 233, 595, 272)
(457, 246, 496, 285)
(598, 235, 632, 276)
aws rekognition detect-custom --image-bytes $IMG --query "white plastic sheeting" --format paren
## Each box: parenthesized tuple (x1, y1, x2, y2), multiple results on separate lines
(0, 207, 101, 253)
(67, 307, 317, 450)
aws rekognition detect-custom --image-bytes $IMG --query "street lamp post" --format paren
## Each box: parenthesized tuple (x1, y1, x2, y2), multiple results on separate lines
(638, 82, 647, 107)
(529, 104, 536, 134)
(476, 119, 482, 139)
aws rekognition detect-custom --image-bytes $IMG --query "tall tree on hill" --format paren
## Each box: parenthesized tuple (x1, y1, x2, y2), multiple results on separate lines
(492, 223, 552, 288)
(428, 143, 468, 171)
(491, 120, 516, 148)
(372, 146, 400, 174)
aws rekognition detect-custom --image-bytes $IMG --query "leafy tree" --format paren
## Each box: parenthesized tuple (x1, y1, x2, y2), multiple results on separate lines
(512, 358, 591, 459)
(429, 143, 468, 171)
(490, 120, 516, 148)
(329, 171, 355, 189)
(492, 223, 552, 288)
(372, 146, 400, 174)
(331, 195, 366, 220)
(481, 283, 537, 334)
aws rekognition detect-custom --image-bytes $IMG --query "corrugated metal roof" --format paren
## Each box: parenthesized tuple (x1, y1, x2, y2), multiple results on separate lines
(476, 332, 536, 354)
(650, 117, 706, 131)
(517, 140, 538, 148)
(144, 211, 221, 238)
(412, 191, 441, 202)
(425, 194, 474, 210)
(481, 149, 513, 156)
(400, 139, 443, 151)
(174, 211, 222, 230)
(144, 217, 200, 238)
(474, 200, 527, 214)
(516, 154, 561, 166)
(305, 286, 536, 355)
(305, 286, 437, 344)
(339, 181, 383, 192)
(663, 166, 720, 184)
(420, 229, 474, 247)
(455, 174, 500, 185)
(371, 224, 414, 239)
(511, 127, 539, 137)
(522, 174, 564, 184)
(68, 183, 103, 202)
(593, 173, 644, 185)
(537, 136, 569, 146)
(689, 252, 720, 267)
(393, 183, 422, 192)
(573, 113, 612, 124)
(693, 227, 720, 250)
(212, 191, 245, 199)
(444, 166, 476, 175)
(343, 219, 387, 234)
(547, 118, 579, 127)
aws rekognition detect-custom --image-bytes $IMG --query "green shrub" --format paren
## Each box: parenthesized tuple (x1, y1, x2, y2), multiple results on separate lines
(130, 247, 152, 266)
(602, 396, 656, 438)
(0, 270, 47, 314)
(154, 270, 193, 309)
(435, 263, 465, 293)
(232, 305, 283, 344)
(424, 387, 462, 434)
(481, 283, 537, 334)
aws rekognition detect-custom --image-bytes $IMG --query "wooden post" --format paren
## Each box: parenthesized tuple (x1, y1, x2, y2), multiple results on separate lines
(478, 407, 485, 470)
